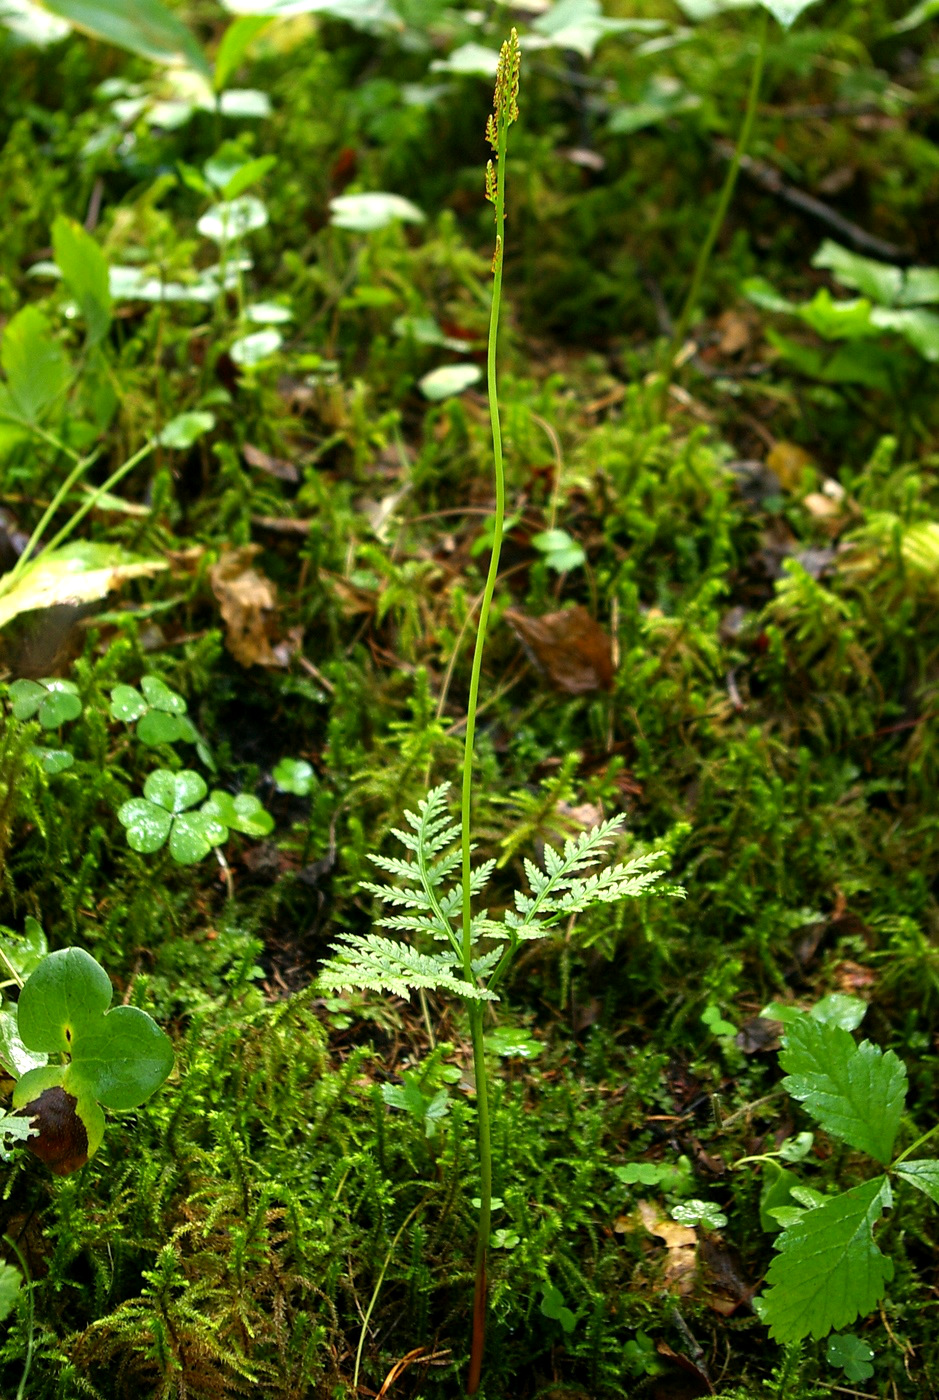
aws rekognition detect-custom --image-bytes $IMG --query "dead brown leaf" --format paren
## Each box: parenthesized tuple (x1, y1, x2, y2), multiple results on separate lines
(766, 440, 814, 492)
(638, 1200, 697, 1295)
(715, 309, 752, 356)
(505, 605, 614, 694)
(210, 546, 282, 668)
(242, 443, 299, 483)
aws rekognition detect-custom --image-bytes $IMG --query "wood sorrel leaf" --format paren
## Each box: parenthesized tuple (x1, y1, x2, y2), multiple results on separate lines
(144, 768, 206, 813)
(117, 798, 173, 853)
(109, 683, 147, 722)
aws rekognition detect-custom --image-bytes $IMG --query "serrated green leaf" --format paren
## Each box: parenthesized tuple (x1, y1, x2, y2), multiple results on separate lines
(320, 933, 497, 1002)
(780, 1017, 906, 1163)
(17, 947, 112, 1054)
(895, 1159, 939, 1205)
(757, 1176, 893, 1342)
(809, 994, 867, 1031)
(52, 215, 111, 346)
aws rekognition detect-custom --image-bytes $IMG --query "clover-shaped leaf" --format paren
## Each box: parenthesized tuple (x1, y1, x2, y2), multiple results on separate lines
(273, 757, 315, 795)
(202, 790, 274, 838)
(118, 769, 217, 863)
(670, 1199, 728, 1229)
(32, 746, 75, 774)
(11, 948, 173, 1173)
(9, 678, 82, 728)
(110, 676, 196, 748)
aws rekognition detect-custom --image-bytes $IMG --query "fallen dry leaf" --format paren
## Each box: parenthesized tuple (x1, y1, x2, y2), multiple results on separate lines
(766, 440, 814, 492)
(242, 443, 299, 483)
(638, 1200, 697, 1295)
(0, 542, 167, 634)
(715, 309, 752, 356)
(505, 605, 614, 694)
(210, 546, 281, 667)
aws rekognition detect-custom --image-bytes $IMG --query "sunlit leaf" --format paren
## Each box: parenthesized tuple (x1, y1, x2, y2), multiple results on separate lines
(40, 0, 210, 74)
(329, 192, 425, 233)
(0, 543, 166, 633)
(419, 363, 481, 400)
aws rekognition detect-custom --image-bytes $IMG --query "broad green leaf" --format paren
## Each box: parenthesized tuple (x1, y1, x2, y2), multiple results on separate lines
(799, 290, 877, 341)
(0, 305, 70, 425)
(218, 155, 276, 200)
(759, 1161, 800, 1232)
(157, 411, 215, 448)
(901, 267, 939, 306)
(608, 78, 700, 135)
(0, 542, 167, 633)
(0, 917, 47, 984)
(0, 1007, 48, 1076)
(531, 529, 587, 573)
(870, 307, 939, 362)
(222, 0, 396, 22)
(14, 1063, 105, 1167)
(812, 240, 903, 307)
(328, 192, 425, 233)
(0, 0, 69, 44)
(826, 1334, 874, 1382)
(0, 1263, 20, 1323)
(213, 14, 271, 90)
(51, 215, 111, 346)
(41, 0, 210, 75)
(531, 0, 664, 59)
(69, 1004, 174, 1110)
(230, 329, 282, 366)
(197, 196, 268, 242)
(893, 0, 939, 28)
(419, 363, 482, 401)
(109, 684, 147, 722)
(895, 1159, 939, 1206)
(756, 0, 821, 25)
(17, 947, 112, 1055)
(429, 42, 500, 77)
(757, 1176, 893, 1342)
(143, 768, 206, 813)
(780, 1017, 906, 1163)
(272, 757, 314, 794)
(245, 301, 292, 324)
(117, 797, 173, 853)
(809, 994, 867, 1032)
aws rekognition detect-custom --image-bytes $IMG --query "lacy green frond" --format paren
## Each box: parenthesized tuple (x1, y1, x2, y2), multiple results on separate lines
(320, 934, 497, 1002)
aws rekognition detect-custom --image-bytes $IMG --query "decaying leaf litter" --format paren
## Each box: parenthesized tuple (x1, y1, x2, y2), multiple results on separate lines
(0, 0, 938, 1396)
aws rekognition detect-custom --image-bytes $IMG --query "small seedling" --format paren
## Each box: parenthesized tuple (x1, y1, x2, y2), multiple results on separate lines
(0, 937, 173, 1177)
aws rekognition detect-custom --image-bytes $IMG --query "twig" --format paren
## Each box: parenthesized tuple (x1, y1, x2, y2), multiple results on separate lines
(717, 141, 906, 260)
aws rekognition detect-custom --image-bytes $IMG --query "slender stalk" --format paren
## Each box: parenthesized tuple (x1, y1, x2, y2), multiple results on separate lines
(460, 32, 520, 1396)
(663, 8, 769, 384)
(1, 448, 102, 592)
(3, 1233, 35, 1400)
(35, 440, 154, 560)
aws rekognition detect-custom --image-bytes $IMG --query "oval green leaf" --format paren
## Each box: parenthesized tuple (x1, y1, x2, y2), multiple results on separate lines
(17, 947, 112, 1055)
(69, 1005, 174, 1110)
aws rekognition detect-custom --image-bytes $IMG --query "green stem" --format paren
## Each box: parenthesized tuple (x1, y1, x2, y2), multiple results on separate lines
(461, 110, 510, 1400)
(36, 440, 154, 560)
(353, 1198, 426, 1392)
(893, 1121, 939, 1166)
(3, 1233, 34, 1400)
(663, 7, 768, 383)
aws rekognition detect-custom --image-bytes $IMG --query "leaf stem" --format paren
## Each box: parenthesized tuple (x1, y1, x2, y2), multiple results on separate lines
(893, 1121, 939, 1166)
(663, 7, 768, 385)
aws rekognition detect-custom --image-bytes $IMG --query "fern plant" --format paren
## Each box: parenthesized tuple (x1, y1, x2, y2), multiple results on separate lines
(318, 31, 680, 1394)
